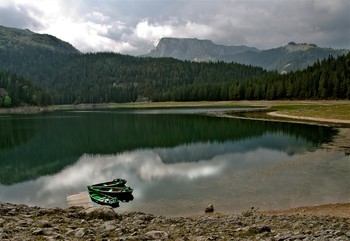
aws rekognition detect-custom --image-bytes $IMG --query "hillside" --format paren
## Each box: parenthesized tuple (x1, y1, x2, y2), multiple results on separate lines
(0, 27, 268, 104)
(0, 26, 349, 105)
(0, 25, 79, 54)
(145, 38, 349, 73)
(0, 69, 51, 107)
(0, 25, 81, 99)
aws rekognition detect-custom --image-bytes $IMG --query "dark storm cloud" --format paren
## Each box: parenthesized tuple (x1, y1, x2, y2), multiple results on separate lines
(0, 4, 43, 30)
(0, 0, 348, 54)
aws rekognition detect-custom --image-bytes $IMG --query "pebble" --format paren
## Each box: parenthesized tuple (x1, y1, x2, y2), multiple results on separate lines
(75, 228, 86, 238)
(0, 202, 349, 240)
(32, 228, 44, 235)
(145, 230, 169, 240)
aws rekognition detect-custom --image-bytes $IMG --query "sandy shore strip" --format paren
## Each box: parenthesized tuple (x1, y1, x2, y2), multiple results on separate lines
(261, 203, 350, 218)
(268, 111, 350, 124)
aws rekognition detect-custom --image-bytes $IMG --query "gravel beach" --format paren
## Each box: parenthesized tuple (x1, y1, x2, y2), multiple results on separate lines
(1, 202, 349, 240)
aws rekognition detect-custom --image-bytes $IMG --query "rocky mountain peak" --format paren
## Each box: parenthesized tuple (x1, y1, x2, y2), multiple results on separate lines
(146, 37, 259, 62)
(285, 42, 318, 52)
(144, 37, 348, 72)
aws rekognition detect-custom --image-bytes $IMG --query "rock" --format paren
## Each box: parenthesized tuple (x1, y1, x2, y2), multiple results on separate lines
(32, 228, 44, 235)
(65, 229, 75, 236)
(145, 230, 169, 240)
(39, 220, 52, 228)
(80, 206, 119, 220)
(75, 228, 86, 238)
(205, 204, 214, 213)
(248, 226, 271, 234)
(0, 218, 5, 227)
(103, 220, 117, 231)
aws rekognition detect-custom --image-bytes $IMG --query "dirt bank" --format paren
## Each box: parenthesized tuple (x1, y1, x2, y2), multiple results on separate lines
(262, 203, 350, 218)
(0, 106, 45, 114)
(268, 111, 350, 124)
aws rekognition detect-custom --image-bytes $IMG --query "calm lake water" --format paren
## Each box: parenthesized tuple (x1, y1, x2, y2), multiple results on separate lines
(0, 107, 349, 216)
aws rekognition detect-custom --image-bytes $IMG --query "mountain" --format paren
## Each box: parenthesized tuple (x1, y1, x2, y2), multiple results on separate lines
(145, 38, 349, 73)
(0, 25, 79, 54)
(0, 26, 349, 105)
(0, 25, 81, 99)
(146, 37, 259, 62)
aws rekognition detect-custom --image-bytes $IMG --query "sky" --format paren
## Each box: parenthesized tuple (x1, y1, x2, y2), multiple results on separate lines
(0, 0, 349, 55)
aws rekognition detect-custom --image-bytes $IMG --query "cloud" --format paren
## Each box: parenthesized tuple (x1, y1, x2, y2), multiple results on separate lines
(0, 0, 349, 54)
(0, 4, 43, 29)
(135, 20, 173, 43)
(41, 16, 135, 53)
(133, 20, 213, 45)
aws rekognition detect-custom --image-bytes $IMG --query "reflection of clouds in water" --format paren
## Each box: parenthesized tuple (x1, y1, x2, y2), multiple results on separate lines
(82, 150, 224, 182)
(3, 142, 345, 215)
(0, 147, 227, 207)
(0, 142, 291, 207)
(156, 132, 310, 164)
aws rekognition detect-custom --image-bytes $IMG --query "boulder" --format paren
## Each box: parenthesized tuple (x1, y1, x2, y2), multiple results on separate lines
(79, 206, 119, 220)
(205, 204, 214, 213)
(75, 228, 85, 238)
(145, 230, 169, 240)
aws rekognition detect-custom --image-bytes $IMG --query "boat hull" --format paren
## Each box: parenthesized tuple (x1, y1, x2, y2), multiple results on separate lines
(90, 178, 127, 188)
(88, 189, 120, 208)
(87, 185, 134, 202)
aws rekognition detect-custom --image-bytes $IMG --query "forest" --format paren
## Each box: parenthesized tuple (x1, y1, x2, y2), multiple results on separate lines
(152, 54, 350, 101)
(0, 70, 51, 107)
(0, 46, 349, 106)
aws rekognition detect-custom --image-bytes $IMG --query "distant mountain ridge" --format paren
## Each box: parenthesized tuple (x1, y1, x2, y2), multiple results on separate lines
(146, 37, 259, 62)
(145, 38, 349, 73)
(0, 25, 79, 54)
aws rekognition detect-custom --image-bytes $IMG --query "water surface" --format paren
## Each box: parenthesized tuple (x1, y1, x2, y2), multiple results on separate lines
(0, 108, 348, 215)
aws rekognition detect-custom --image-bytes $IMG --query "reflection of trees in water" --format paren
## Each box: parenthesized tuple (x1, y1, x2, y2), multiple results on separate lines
(0, 111, 336, 184)
(0, 117, 35, 150)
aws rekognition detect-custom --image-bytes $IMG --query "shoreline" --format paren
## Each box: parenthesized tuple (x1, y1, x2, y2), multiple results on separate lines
(1, 100, 349, 125)
(0, 202, 349, 240)
(261, 202, 350, 218)
(268, 111, 350, 124)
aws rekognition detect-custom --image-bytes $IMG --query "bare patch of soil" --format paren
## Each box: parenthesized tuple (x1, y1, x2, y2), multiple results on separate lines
(268, 111, 350, 124)
(262, 203, 350, 218)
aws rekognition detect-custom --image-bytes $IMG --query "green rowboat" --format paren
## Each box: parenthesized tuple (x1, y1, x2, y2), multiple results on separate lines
(88, 189, 120, 208)
(90, 178, 127, 188)
(87, 185, 133, 202)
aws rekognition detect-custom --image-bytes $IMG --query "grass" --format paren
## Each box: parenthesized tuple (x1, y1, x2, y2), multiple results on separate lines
(272, 102, 350, 121)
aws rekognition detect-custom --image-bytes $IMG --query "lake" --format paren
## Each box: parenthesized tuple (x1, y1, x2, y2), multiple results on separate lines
(0, 107, 349, 216)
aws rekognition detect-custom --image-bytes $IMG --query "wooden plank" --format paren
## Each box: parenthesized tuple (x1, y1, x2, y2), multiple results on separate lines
(66, 191, 92, 207)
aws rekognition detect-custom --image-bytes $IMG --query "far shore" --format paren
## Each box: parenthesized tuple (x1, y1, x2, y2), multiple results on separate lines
(1, 100, 350, 126)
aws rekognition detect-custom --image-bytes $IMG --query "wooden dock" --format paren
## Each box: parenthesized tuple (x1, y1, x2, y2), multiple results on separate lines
(66, 191, 92, 207)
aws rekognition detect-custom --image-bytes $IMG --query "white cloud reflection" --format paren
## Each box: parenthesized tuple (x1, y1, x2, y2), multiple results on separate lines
(0, 146, 228, 207)
(1, 141, 348, 216)
(0, 134, 307, 208)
